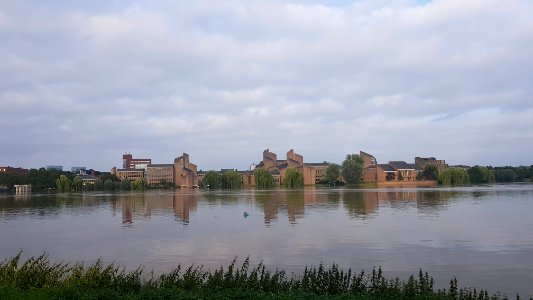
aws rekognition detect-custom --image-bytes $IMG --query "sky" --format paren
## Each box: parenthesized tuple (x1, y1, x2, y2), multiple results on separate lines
(1, 0, 532, 171)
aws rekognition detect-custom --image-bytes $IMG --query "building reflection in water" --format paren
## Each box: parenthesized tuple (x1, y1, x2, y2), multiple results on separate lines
(112, 191, 198, 225)
(104, 188, 455, 226)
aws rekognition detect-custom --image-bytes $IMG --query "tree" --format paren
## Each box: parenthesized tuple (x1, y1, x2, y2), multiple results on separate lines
(341, 154, 364, 184)
(222, 170, 242, 189)
(131, 178, 147, 191)
(119, 179, 131, 191)
(254, 168, 274, 189)
(202, 171, 223, 189)
(0, 173, 22, 190)
(438, 168, 469, 186)
(283, 168, 303, 188)
(100, 174, 119, 182)
(94, 178, 104, 191)
(72, 176, 83, 192)
(421, 165, 439, 180)
(55, 175, 71, 192)
(494, 169, 517, 182)
(104, 179, 115, 191)
(325, 164, 341, 186)
(467, 166, 495, 184)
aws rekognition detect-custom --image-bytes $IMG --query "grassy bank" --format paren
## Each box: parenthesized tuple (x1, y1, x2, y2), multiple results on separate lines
(0, 253, 528, 300)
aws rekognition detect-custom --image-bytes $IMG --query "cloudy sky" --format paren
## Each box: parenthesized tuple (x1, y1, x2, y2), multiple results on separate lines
(1, 0, 532, 171)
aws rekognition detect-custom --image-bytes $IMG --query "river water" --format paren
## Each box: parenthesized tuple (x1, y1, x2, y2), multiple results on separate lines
(1, 185, 532, 297)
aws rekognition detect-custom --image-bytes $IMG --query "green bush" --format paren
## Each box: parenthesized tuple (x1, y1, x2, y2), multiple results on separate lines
(0, 253, 521, 300)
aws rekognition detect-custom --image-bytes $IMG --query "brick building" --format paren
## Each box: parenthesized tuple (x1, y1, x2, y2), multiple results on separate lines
(146, 164, 174, 186)
(122, 153, 151, 170)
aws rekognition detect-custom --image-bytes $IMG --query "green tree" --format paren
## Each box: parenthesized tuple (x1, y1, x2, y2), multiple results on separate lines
(84, 182, 94, 191)
(283, 168, 304, 188)
(0, 173, 22, 190)
(100, 174, 119, 182)
(55, 175, 71, 192)
(341, 154, 364, 184)
(94, 178, 104, 191)
(494, 169, 517, 182)
(131, 178, 147, 191)
(421, 165, 439, 180)
(438, 168, 469, 186)
(325, 163, 341, 186)
(104, 179, 115, 191)
(202, 171, 223, 189)
(467, 166, 495, 184)
(27, 168, 59, 191)
(72, 176, 83, 192)
(119, 179, 131, 191)
(254, 168, 274, 189)
(222, 170, 242, 189)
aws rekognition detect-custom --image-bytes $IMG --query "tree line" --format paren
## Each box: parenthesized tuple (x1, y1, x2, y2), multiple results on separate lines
(0, 168, 151, 192)
(2, 162, 532, 192)
(423, 165, 533, 186)
(55, 174, 149, 192)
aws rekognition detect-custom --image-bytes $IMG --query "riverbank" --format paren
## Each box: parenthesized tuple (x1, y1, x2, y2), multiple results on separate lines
(1, 254, 528, 300)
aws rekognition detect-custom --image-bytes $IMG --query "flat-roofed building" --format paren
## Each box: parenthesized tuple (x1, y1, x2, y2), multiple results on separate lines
(122, 153, 151, 170)
(305, 162, 330, 183)
(46, 165, 63, 172)
(115, 169, 145, 181)
(146, 164, 174, 186)
(79, 174, 97, 185)
(415, 157, 448, 172)
(0, 166, 29, 176)
(71, 166, 86, 173)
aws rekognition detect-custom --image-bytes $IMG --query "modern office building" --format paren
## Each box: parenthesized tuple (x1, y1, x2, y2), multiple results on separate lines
(114, 168, 145, 181)
(71, 166, 86, 173)
(146, 164, 174, 186)
(122, 153, 151, 170)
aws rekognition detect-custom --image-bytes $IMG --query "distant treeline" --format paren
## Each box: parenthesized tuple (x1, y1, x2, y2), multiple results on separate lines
(433, 165, 533, 186)
(0, 168, 152, 192)
(488, 165, 533, 183)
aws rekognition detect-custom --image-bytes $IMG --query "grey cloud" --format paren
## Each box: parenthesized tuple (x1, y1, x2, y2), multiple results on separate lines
(1, 0, 532, 170)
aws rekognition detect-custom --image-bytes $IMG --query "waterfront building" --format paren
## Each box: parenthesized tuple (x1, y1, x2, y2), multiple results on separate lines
(79, 174, 97, 185)
(415, 157, 448, 172)
(14, 184, 32, 193)
(361, 151, 426, 183)
(174, 153, 198, 188)
(122, 153, 151, 170)
(244, 149, 319, 187)
(305, 162, 330, 183)
(113, 152, 199, 188)
(114, 168, 145, 181)
(146, 164, 174, 186)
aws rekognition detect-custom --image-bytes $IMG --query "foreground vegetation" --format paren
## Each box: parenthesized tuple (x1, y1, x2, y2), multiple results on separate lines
(1, 254, 529, 300)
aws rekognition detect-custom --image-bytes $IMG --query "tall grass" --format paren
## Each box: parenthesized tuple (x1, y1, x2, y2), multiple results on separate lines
(0, 253, 530, 299)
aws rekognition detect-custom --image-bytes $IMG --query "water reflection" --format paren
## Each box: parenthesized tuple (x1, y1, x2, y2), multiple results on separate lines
(0, 188, 462, 225)
(112, 192, 199, 225)
(1, 185, 533, 296)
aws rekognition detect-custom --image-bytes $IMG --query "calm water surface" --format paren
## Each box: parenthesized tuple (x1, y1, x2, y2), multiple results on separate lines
(1, 185, 532, 296)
